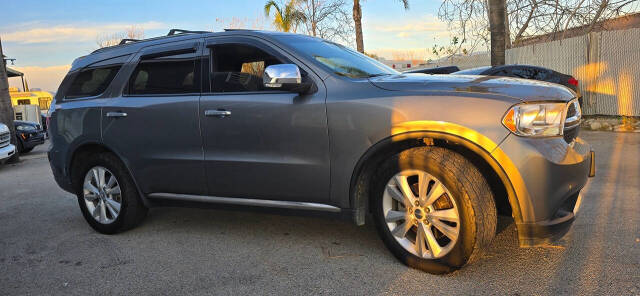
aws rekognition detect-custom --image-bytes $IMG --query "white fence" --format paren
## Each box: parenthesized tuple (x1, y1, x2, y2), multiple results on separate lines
(426, 28, 640, 116)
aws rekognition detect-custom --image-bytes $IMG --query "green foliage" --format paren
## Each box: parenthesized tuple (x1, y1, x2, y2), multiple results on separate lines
(264, 0, 306, 32)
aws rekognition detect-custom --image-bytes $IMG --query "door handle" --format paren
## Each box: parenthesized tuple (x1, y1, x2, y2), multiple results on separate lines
(106, 112, 128, 118)
(205, 109, 232, 118)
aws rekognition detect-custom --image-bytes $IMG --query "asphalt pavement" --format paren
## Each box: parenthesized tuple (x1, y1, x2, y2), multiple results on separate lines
(0, 131, 638, 295)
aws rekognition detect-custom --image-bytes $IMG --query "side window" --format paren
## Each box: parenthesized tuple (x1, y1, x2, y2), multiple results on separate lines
(209, 43, 285, 92)
(492, 69, 509, 77)
(510, 67, 536, 79)
(66, 65, 121, 98)
(128, 53, 200, 95)
(533, 69, 549, 80)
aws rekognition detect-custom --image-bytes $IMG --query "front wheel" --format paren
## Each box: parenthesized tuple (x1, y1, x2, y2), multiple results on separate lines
(372, 147, 496, 274)
(73, 152, 148, 234)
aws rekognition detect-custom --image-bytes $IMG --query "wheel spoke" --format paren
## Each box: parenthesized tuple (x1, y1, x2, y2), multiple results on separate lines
(424, 180, 445, 207)
(105, 198, 121, 213)
(106, 185, 121, 196)
(105, 200, 119, 218)
(418, 172, 429, 203)
(430, 208, 459, 223)
(92, 202, 101, 218)
(84, 182, 100, 195)
(431, 219, 459, 240)
(97, 167, 106, 187)
(394, 175, 416, 206)
(84, 193, 99, 201)
(91, 168, 100, 187)
(385, 210, 406, 223)
(100, 200, 107, 223)
(416, 223, 428, 257)
(387, 185, 408, 207)
(106, 175, 116, 188)
(424, 225, 443, 257)
(391, 221, 413, 238)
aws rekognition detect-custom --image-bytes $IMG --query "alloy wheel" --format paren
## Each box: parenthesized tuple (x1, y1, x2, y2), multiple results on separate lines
(82, 166, 122, 224)
(382, 169, 460, 259)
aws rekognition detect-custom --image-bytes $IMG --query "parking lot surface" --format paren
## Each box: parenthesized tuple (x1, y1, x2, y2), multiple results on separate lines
(1, 131, 639, 295)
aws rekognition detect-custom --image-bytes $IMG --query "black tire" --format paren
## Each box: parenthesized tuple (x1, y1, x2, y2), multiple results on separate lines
(21, 147, 33, 153)
(72, 152, 148, 234)
(17, 140, 24, 153)
(371, 146, 496, 274)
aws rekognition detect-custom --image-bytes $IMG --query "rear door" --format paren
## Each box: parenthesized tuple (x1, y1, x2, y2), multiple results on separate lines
(199, 36, 330, 203)
(101, 39, 207, 195)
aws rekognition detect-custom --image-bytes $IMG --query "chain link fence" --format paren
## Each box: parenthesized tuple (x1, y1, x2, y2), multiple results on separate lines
(426, 28, 640, 116)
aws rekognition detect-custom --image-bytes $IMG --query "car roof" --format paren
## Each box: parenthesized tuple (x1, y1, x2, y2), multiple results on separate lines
(72, 29, 299, 71)
(14, 120, 38, 125)
(452, 66, 492, 75)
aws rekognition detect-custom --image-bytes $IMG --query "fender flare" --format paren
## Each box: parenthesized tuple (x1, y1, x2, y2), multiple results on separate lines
(67, 141, 153, 208)
(350, 121, 528, 226)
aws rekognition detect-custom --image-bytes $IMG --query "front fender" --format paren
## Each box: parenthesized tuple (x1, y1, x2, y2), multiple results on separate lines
(349, 121, 531, 228)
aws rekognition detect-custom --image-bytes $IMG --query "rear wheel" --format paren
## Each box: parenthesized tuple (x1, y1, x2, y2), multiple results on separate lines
(372, 147, 496, 274)
(73, 152, 147, 234)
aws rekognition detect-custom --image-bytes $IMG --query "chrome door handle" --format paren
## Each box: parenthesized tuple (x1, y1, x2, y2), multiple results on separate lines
(106, 112, 128, 118)
(205, 110, 231, 118)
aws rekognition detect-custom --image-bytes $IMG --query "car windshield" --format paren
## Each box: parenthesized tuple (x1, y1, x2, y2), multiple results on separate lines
(452, 66, 492, 75)
(279, 36, 398, 78)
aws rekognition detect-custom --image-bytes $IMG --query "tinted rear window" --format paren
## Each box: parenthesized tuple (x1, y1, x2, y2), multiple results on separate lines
(127, 54, 200, 95)
(66, 65, 121, 98)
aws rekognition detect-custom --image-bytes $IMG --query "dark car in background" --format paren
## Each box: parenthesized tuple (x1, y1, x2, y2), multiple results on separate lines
(453, 65, 581, 105)
(14, 120, 46, 153)
(404, 66, 460, 74)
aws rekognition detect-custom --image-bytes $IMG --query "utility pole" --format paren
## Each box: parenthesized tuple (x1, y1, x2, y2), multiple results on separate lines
(0, 37, 20, 163)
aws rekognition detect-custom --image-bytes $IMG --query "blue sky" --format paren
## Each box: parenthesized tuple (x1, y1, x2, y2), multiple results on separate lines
(2, 0, 450, 91)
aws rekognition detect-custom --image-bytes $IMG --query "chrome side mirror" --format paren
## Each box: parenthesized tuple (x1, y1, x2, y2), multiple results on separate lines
(263, 64, 312, 94)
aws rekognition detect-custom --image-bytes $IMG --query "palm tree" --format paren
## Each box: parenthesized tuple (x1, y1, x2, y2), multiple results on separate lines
(352, 0, 409, 53)
(264, 0, 306, 33)
(0, 37, 19, 163)
(488, 0, 506, 65)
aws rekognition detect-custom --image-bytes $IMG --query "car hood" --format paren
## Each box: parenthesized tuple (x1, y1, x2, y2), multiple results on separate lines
(369, 73, 576, 102)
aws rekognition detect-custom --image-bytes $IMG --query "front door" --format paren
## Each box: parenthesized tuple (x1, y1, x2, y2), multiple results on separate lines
(200, 37, 330, 203)
(101, 40, 207, 195)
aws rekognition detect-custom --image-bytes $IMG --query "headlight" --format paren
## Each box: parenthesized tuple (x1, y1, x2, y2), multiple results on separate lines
(502, 102, 567, 137)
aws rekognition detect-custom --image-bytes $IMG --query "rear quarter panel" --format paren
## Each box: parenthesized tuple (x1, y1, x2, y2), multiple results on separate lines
(48, 98, 103, 180)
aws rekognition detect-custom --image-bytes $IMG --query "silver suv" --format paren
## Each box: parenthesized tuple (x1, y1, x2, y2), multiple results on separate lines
(48, 29, 594, 274)
(0, 123, 16, 164)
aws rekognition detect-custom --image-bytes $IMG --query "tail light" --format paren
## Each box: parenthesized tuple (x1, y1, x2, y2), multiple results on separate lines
(568, 77, 578, 87)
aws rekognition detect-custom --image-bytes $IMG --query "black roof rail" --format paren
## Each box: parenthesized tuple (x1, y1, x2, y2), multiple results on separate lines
(167, 29, 210, 36)
(223, 28, 255, 31)
(119, 38, 140, 45)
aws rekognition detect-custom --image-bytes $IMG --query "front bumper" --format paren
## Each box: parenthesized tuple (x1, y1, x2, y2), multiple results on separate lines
(20, 132, 46, 149)
(494, 134, 594, 246)
(0, 144, 16, 162)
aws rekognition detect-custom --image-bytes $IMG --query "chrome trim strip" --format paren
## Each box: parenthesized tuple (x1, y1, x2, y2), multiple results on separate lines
(147, 193, 342, 212)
